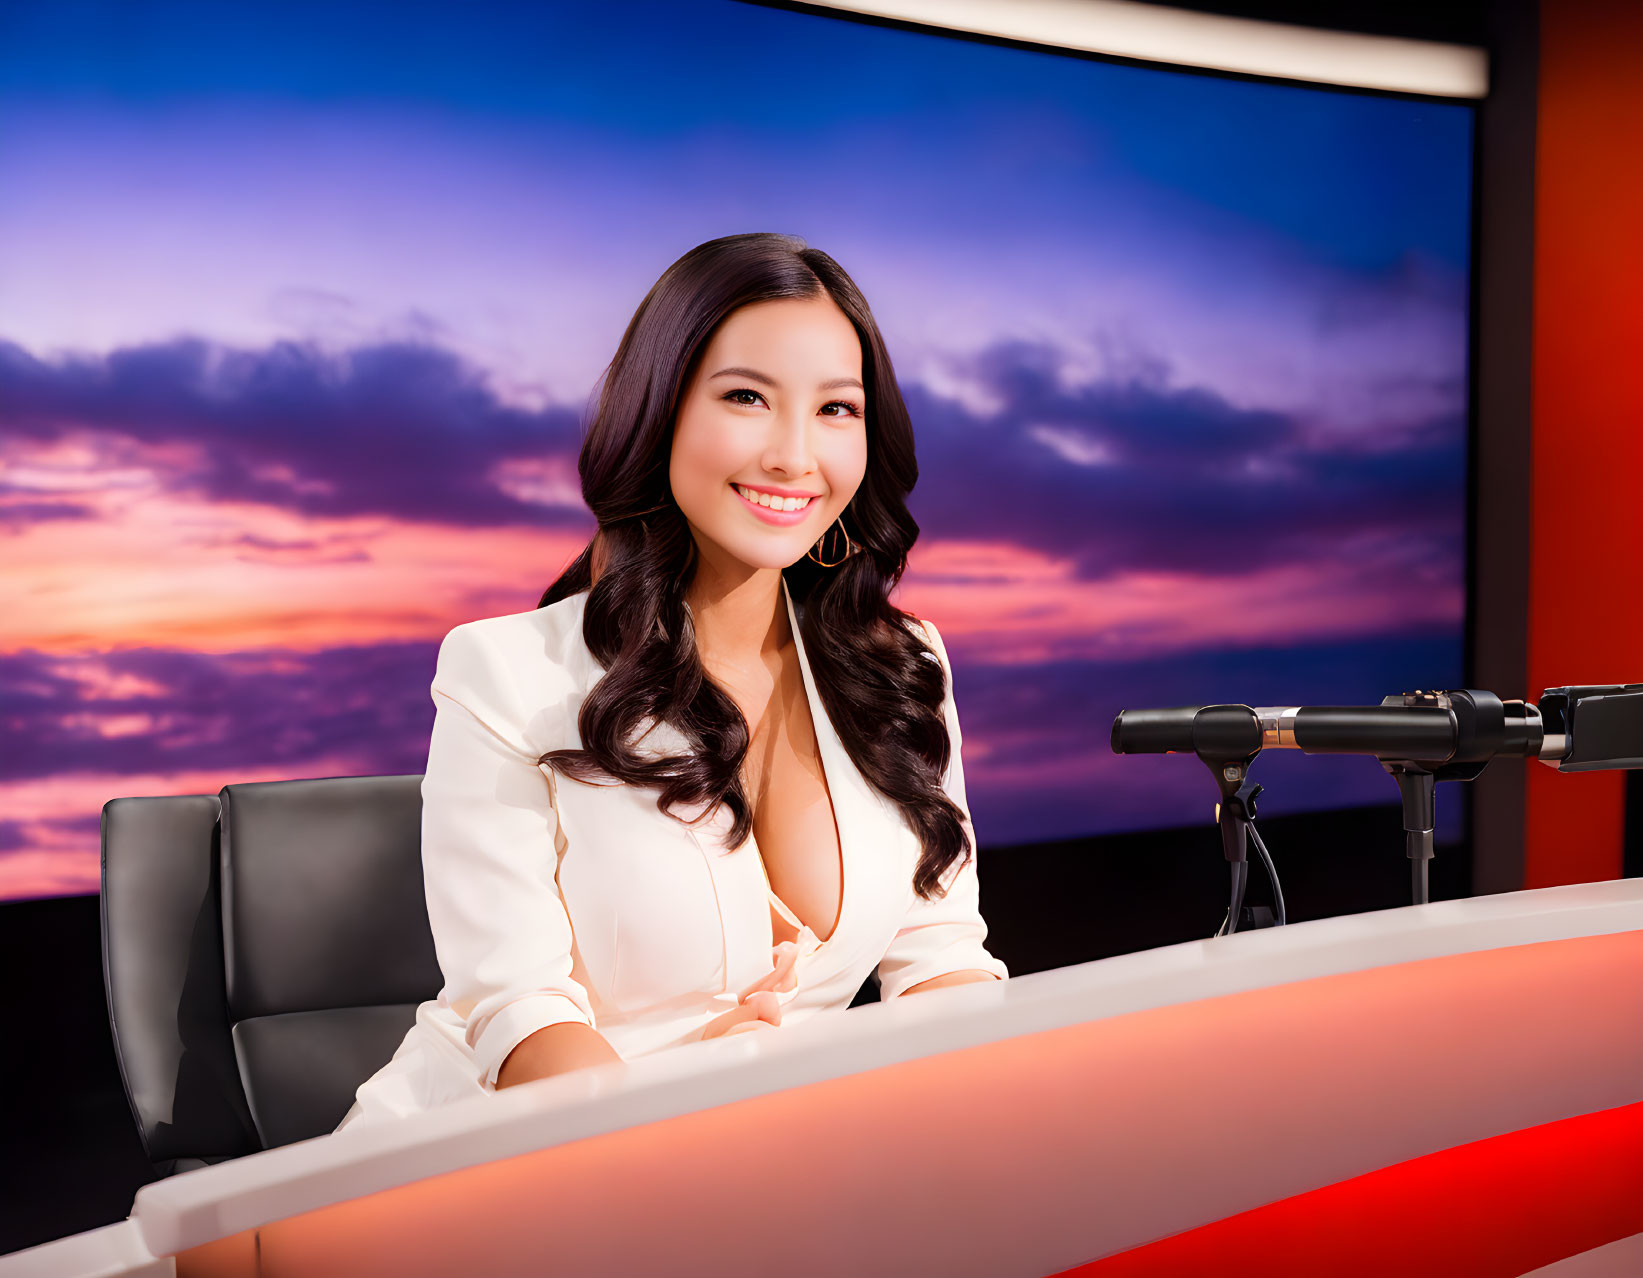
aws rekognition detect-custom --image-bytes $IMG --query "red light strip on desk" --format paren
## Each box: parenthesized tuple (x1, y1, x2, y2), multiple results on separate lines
(1061, 1098, 1643, 1278)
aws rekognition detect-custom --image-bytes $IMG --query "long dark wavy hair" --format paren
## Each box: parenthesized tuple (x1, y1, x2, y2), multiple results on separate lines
(537, 232, 968, 900)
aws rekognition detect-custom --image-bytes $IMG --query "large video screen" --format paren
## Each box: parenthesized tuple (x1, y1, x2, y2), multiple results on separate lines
(0, 1, 1473, 901)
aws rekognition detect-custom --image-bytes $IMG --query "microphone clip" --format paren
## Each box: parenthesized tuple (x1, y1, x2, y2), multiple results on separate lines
(1205, 758, 1263, 866)
(1200, 755, 1274, 936)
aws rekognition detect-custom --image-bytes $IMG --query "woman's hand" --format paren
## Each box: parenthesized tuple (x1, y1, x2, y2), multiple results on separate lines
(698, 938, 804, 1041)
(699, 988, 783, 1040)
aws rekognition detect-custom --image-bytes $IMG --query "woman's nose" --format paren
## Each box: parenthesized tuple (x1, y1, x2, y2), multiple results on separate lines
(763, 416, 815, 475)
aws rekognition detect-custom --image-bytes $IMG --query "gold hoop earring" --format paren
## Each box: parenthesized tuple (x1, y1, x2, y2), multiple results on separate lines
(807, 514, 857, 567)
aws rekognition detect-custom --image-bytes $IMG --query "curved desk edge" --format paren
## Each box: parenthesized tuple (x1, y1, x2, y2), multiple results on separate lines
(121, 878, 1643, 1261)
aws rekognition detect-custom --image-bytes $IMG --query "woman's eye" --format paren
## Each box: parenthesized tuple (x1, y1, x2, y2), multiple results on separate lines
(722, 388, 863, 419)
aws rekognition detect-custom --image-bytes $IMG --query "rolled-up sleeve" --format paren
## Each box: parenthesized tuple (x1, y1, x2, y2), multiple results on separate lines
(421, 623, 600, 1087)
(875, 618, 1010, 1001)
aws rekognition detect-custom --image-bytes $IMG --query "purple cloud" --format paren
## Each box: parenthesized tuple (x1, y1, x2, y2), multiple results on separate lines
(0, 643, 440, 784)
(0, 337, 588, 529)
(903, 336, 1465, 580)
(1, 329, 1465, 586)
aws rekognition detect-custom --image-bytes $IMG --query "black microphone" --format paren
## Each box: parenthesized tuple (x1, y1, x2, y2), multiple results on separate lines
(1112, 693, 1548, 768)
(1110, 685, 1641, 914)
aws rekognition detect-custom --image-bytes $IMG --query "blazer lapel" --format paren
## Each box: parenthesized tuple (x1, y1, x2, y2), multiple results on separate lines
(782, 574, 895, 952)
(606, 578, 898, 979)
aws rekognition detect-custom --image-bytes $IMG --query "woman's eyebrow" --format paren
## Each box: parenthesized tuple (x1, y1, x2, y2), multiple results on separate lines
(709, 366, 864, 392)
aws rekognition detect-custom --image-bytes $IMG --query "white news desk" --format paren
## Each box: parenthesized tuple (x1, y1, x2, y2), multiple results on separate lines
(8, 879, 1643, 1278)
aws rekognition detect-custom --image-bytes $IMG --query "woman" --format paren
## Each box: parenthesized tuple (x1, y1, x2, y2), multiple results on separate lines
(337, 232, 1007, 1130)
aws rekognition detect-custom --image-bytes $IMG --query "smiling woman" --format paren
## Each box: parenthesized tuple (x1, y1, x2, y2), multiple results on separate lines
(538, 233, 972, 904)
(336, 233, 1008, 1126)
(671, 295, 868, 558)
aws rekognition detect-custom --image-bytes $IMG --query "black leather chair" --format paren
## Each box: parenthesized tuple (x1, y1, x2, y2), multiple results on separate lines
(100, 775, 442, 1174)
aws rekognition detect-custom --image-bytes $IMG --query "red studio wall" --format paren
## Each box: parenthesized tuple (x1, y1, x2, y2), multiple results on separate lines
(1524, 0, 1643, 888)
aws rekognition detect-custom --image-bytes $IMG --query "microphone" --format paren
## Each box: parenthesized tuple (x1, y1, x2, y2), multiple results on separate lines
(1111, 693, 1550, 768)
(1108, 687, 1642, 915)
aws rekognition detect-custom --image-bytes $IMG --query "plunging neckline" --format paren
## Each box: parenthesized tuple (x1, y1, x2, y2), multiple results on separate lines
(755, 841, 824, 943)
(745, 574, 848, 955)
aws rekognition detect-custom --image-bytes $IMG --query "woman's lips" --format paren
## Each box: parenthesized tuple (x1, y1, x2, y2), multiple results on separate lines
(732, 483, 818, 526)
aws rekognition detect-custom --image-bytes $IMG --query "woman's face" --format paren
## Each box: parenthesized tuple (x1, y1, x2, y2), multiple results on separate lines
(670, 294, 868, 577)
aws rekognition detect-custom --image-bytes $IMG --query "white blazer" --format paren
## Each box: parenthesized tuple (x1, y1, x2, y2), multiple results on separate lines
(337, 574, 1007, 1130)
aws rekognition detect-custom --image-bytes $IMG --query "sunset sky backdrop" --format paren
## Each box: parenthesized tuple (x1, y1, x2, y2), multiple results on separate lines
(0, 0, 1474, 901)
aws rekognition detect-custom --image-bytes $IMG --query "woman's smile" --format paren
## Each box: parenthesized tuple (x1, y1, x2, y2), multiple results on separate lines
(731, 481, 820, 525)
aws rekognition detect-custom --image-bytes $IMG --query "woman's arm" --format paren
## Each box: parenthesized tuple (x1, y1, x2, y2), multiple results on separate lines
(422, 622, 609, 1087)
(900, 969, 1004, 998)
(496, 1021, 624, 1089)
(875, 619, 1011, 1000)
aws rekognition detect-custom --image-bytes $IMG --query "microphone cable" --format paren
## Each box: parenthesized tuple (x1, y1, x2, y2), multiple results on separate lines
(1250, 821, 1286, 926)
(1215, 820, 1286, 935)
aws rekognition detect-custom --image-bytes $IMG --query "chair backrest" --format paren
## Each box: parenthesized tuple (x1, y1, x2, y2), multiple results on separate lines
(102, 774, 443, 1169)
(221, 775, 441, 1146)
(101, 793, 261, 1175)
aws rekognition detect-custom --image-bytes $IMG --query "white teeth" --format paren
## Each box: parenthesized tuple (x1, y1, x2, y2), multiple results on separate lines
(735, 484, 813, 512)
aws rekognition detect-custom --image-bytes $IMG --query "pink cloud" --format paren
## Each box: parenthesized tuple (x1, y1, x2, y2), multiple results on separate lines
(4, 450, 592, 653)
(902, 538, 1461, 667)
(0, 756, 368, 901)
